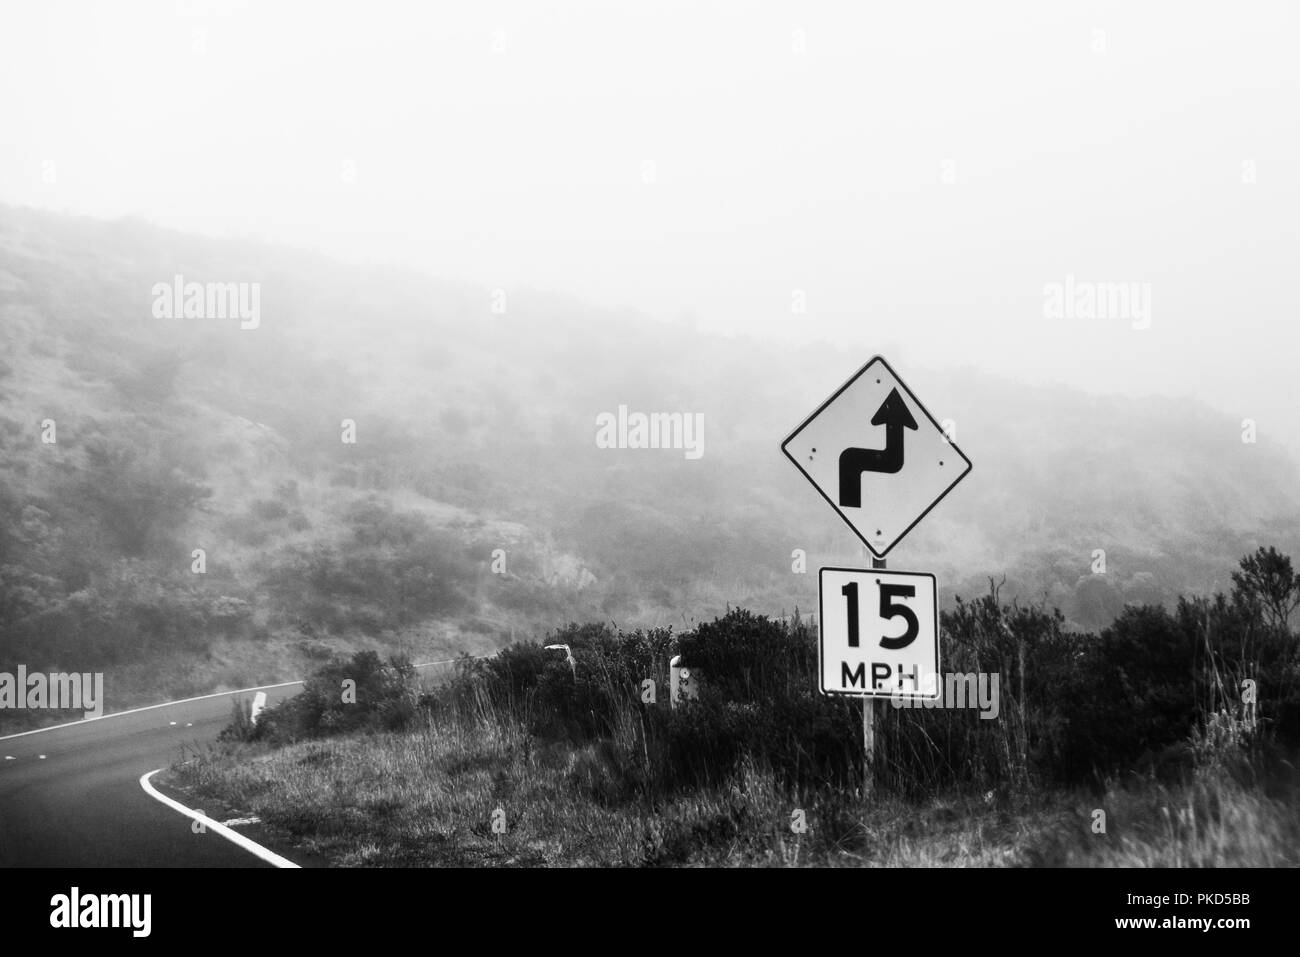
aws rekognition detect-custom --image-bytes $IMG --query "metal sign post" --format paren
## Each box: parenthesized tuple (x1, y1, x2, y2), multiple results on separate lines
(863, 554, 886, 797)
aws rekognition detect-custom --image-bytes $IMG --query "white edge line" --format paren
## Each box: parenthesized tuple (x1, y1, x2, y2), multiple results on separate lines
(0, 657, 477, 743)
(0, 679, 305, 742)
(140, 769, 300, 869)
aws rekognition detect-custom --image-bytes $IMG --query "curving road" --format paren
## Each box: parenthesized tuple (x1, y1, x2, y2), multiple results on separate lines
(0, 681, 309, 867)
(1, 662, 460, 867)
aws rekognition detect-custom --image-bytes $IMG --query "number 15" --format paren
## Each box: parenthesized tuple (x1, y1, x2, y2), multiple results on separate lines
(841, 581, 919, 650)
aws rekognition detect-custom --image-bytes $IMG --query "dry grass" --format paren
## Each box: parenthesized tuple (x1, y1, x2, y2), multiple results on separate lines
(165, 710, 1300, 867)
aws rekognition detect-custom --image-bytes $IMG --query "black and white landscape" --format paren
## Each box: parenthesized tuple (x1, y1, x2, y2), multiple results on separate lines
(1, 1, 1298, 890)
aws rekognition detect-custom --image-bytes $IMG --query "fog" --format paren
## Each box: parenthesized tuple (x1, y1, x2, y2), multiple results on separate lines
(2, 1, 1298, 434)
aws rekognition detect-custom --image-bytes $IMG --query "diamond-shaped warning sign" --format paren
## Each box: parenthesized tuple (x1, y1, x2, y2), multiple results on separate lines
(781, 355, 972, 558)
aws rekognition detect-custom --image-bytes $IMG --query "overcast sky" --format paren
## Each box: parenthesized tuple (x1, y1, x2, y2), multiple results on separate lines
(2, 1, 1298, 434)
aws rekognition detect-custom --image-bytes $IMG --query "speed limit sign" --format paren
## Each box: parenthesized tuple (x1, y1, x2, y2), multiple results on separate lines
(818, 566, 939, 700)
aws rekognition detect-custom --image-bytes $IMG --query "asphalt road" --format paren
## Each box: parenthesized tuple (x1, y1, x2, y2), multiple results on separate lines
(0, 681, 307, 867)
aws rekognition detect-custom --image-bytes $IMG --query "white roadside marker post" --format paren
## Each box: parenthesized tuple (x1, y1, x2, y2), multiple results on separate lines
(250, 691, 267, 726)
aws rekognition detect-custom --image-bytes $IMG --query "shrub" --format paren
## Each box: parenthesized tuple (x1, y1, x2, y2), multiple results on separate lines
(430, 547, 1300, 803)
(1058, 604, 1200, 778)
(250, 651, 419, 743)
(442, 623, 675, 741)
(278, 549, 1300, 807)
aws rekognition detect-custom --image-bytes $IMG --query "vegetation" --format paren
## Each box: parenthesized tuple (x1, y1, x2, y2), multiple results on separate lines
(166, 548, 1300, 866)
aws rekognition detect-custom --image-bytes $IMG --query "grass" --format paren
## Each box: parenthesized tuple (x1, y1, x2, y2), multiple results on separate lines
(164, 708, 1300, 867)
(162, 583, 1300, 868)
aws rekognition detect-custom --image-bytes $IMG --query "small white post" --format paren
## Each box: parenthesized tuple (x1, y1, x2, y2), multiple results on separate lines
(250, 691, 267, 726)
(669, 655, 700, 708)
(544, 644, 576, 679)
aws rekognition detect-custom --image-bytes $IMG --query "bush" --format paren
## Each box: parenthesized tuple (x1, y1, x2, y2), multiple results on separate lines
(437, 611, 862, 796)
(253, 547, 1300, 808)
(1059, 604, 1200, 779)
(261, 505, 474, 635)
(249, 651, 419, 743)
(442, 622, 675, 741)
(428, 548, 1300, 802)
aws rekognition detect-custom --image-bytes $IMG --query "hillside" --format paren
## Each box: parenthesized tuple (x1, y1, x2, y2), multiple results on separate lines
(2, 204, 1299, 722)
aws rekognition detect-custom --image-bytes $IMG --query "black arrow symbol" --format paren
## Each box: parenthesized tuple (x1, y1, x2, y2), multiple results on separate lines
(837, 388, 919, 508)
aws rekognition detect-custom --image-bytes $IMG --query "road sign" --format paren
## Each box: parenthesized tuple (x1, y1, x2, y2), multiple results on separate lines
(781, 355, 971, 559)
(818, 567, 939, 700)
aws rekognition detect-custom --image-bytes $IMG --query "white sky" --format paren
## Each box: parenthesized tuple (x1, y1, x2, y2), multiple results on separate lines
(2, 1, 1298, 434)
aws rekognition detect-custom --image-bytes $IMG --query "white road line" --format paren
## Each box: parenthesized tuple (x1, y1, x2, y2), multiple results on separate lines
(140, 770, 300, 869)
(0, 679, 305, 742)
(0, 658, 473, 743)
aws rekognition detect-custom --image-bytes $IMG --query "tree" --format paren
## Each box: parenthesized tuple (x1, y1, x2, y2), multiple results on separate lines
(1231, 546, 1300, 631)
(77, 439, 211, 555)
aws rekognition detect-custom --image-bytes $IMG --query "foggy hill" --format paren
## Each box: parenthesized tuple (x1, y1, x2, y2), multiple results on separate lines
(2, 204, 1298, 713)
